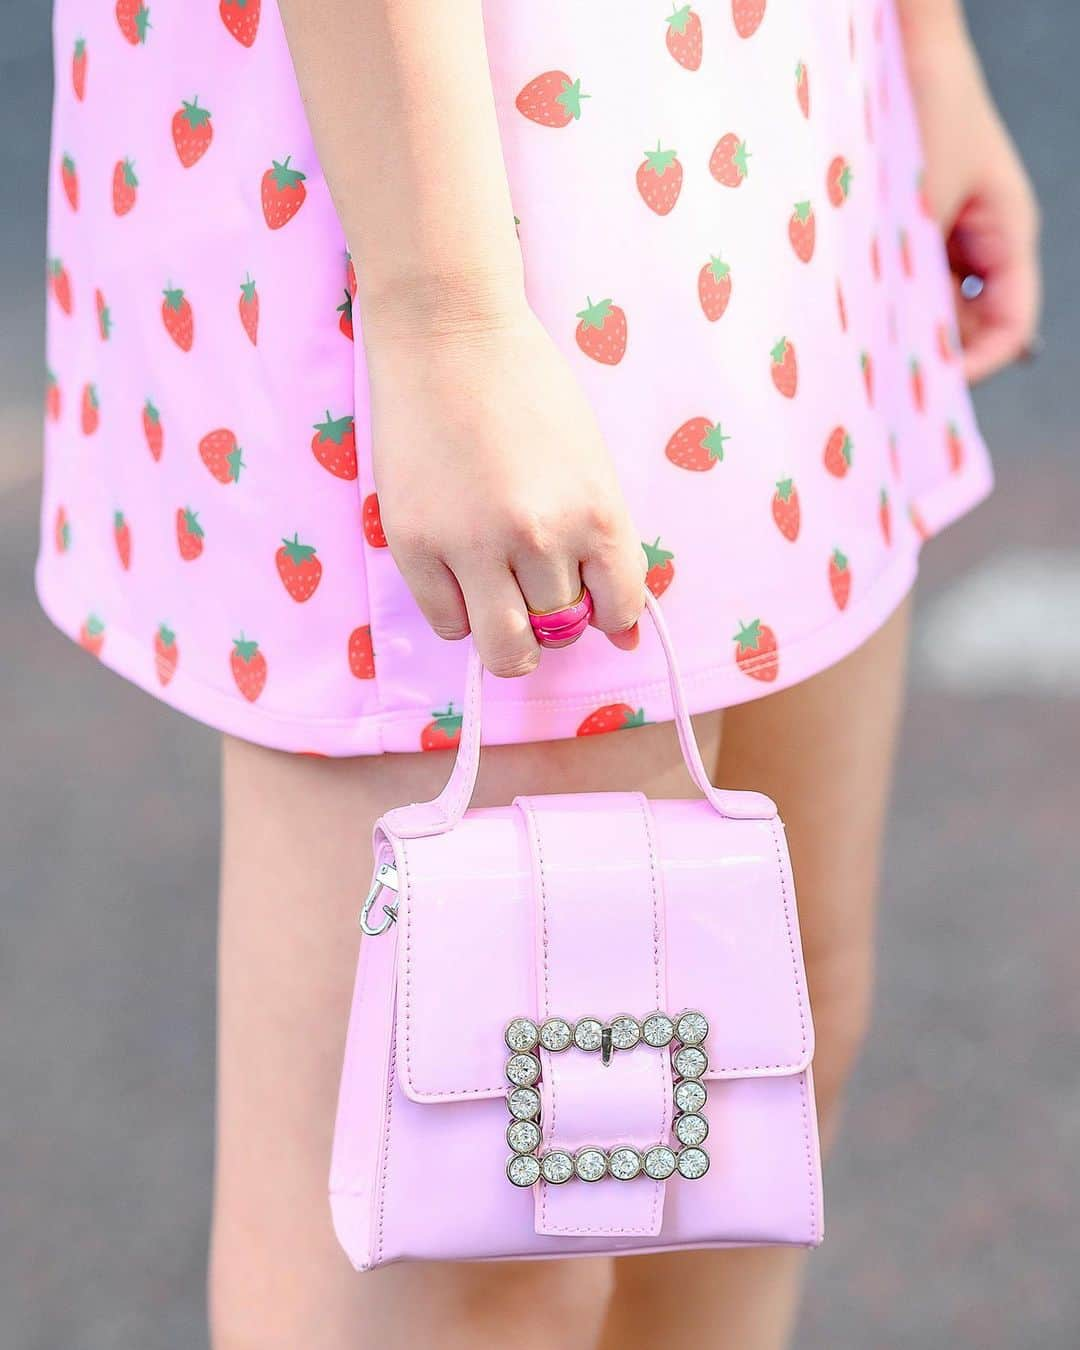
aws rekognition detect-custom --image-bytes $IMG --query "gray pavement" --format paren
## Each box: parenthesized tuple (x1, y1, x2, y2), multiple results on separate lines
(3, 2, 1079, 1348)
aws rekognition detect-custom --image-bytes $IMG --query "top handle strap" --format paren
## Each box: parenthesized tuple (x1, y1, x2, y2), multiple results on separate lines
(382, 592, 777, 839)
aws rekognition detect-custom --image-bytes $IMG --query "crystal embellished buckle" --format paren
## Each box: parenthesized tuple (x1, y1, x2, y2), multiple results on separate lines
(503, 1011, 711, 1187)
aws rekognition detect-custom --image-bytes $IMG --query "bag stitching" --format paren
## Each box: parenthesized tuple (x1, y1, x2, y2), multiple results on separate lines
(401, 818, 809, 1092)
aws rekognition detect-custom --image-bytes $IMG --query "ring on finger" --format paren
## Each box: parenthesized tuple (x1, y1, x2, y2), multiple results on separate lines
(526, 585, 594, 649)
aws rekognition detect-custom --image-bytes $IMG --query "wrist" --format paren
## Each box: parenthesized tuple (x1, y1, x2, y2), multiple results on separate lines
(898, 0, 972, 62)
(357, 261, 530, 347)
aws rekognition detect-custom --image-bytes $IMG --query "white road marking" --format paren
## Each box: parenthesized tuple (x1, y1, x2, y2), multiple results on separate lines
(915, 549, 1080, 696)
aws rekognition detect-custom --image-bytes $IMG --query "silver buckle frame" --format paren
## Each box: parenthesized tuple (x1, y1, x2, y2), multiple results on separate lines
(503, 1011, 711, 1187)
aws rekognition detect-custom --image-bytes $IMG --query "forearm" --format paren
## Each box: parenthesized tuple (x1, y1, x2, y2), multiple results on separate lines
(277, 0, 524, 336)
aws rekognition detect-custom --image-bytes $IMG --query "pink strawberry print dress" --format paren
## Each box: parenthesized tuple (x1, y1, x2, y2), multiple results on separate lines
(38, 0, 992, 755)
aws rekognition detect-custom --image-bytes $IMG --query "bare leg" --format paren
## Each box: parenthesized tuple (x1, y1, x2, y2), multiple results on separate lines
(600, 596, 913, 1350)
(208, 707, 723, 1350)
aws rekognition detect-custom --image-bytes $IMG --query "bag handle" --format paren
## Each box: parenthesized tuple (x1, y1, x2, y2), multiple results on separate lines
(382, 592, 777, 839)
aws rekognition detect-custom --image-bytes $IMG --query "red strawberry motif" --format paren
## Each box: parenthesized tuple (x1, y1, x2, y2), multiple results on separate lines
(261, 156, 307, 229)
(80, 383, 99, 435)
(828, 549, 851, 610)
(230, 635, 266, 702)
(346, 253, 358, 299)
(80, 614, 105, 658)
(936, 321, 956, 363)
(917, 169, 933, 219)
(114, 510, 132, 570)
(112, 159, 138, 215)
(60, 154, 78, 211)
(788, 202, 815, 262)
(54, 505, 71, 553)
(836, 280, 847, 332)
(910, 357, 925, 413)
(899, 227, 913, 278)
(311, 411, 358, 480)
(946, 421, 964, 473)
(795, 61, 810, 118)
(698, 255, 732, 321)
(515, 72, 588, 128)
(709, 134, 750, 187)
(176, 507, 204, 560)
(142, 398, 163, 460)
(199, 428, 245, 484)
(239, 275, 259, 345)
(362, 493, 388, 548)
(771, 478, 800, 541)
(636, 144, 683, 215)
(348, 625, 375, 680)
(732, 0, 766, 39)
(45, 369, 61, 423)
(823, 426, 853, 477)
(769, 337, 797, 398)
(276, 533, 323, 602)
(337, 289, 354, 341)
(95, 288, 112, 341)
(642, 538, 675, 597)
(162, 285, 194, 351)
(48, 259, 73, 315)
(826, 155, 853, 206)
(733, 619, 778, 682)
(72, 38, 87, 101)
(665, 417, 729, 471)
(172, 98, 212, 167)
(575, 297, 627, 365)
(421, 706, 463, 752)
(577, 704, 647, 736)
(860, 349, 874, 404)
(220, 0, 260, 46)
(154, 624, 179, 687)
(665, 6, 702, 71)
(909, 504, 932, 541)
(115, 0, 150, 44)
(879, 488, 892, 545)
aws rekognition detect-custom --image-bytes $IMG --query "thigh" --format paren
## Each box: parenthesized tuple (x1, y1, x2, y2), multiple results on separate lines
(210, 709, 721, 1350)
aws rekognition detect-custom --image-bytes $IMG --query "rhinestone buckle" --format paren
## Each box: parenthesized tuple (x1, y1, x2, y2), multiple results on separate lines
(503, 1011, 711, 1187)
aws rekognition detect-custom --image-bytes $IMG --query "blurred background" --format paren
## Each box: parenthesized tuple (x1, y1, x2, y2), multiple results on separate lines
(2, 3, 1077, 1347)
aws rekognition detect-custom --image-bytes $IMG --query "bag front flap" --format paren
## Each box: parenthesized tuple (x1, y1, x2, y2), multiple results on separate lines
(389, 792, 813, 1106)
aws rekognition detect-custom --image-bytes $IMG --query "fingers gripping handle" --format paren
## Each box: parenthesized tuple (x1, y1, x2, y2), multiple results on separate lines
(381, 593, 777, 839)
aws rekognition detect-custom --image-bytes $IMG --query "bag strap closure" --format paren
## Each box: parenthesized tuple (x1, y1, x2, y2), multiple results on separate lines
(382, 592, 777, 840)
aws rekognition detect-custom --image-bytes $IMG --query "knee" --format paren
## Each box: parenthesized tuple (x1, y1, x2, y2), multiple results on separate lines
(803, 943, 875, 1139)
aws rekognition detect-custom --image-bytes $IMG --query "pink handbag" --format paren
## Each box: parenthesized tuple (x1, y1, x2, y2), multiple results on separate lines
(330, 594, 823, 1269)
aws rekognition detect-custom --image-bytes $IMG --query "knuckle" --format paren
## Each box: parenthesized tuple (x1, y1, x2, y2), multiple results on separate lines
(485, 644, 540, 679)
(429, 618, 470, 642)
(506, 511, 554, 557)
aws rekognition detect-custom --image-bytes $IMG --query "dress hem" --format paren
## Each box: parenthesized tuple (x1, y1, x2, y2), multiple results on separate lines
(34, 454, 992, 757)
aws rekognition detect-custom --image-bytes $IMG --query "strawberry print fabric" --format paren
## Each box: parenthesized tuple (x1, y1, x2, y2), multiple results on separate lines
(37, 0, 992, 756)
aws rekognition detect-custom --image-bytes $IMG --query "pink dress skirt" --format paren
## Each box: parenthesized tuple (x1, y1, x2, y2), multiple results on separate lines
(37, 0, 992, 755)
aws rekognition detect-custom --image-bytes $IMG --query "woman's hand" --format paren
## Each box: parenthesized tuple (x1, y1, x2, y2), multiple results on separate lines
(364, 298, 646, 677)
(903, 9, 1041, 383)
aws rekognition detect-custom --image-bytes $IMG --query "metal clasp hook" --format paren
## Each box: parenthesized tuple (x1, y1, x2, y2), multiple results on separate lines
(359, 862, 399, 936)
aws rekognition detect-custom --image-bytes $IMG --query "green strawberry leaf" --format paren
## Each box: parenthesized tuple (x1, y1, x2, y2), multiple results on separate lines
(233, 635, 260, 663)
(281, 533, 318, 565)
(555, 78, 588, 121)
(270, 156, 307, 190)
(575, 296, 614, 330)
(314, 411, 354, 444)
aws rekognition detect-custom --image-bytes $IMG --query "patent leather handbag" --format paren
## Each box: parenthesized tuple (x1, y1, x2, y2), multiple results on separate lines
(330, 593, 823, 1270)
